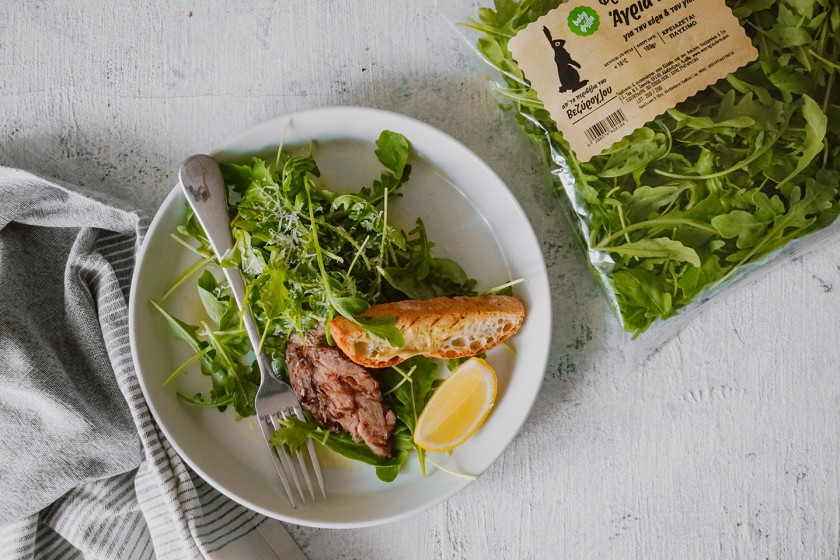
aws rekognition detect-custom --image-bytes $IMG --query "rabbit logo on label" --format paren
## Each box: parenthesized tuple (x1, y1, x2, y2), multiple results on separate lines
(543, 26, 589, 93)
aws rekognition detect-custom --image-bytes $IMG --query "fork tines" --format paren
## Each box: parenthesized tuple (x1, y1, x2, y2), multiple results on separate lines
(265, 409, 326, 508)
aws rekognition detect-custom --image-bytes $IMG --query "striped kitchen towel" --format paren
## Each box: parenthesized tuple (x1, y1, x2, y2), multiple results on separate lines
(0, 168, 306, 560)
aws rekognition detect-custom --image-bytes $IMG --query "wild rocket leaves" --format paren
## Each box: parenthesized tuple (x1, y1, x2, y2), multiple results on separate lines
(153, 130, 475, 478)
(470, 0, 840, 335)
(269, 412, 407, 471)
(379, 219, 477, 300)
(379, 356, 439, 479)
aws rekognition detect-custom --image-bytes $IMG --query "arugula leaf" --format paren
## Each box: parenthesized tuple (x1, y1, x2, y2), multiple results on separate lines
(356, 130, 414, 205)
(222, 229, 266, 278)
(599, 238, 701, 267)
(775, 95, 828, 192)
(197, 271, 229, 324)
(711, 210, 774, 249)
(379, 219, 476, 300)
(597, 127, 668, 179)
(355, 315, 406, 347)
(150, 299, 203, 353)
(269, 414, 406, 470)
(151, 300, 257, 414)
(375, 130, 411, 180)
(177, 392, 235, 408)
(678, 254, 723, 304)
(380, 356, 439, 476)
(330, 295, 369, 317)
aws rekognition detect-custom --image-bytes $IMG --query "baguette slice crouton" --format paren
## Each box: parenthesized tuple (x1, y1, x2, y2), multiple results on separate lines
(328, 295, 525, 368)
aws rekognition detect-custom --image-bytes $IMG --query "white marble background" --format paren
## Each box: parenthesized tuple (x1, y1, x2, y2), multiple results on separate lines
(4, 1, 840, 558)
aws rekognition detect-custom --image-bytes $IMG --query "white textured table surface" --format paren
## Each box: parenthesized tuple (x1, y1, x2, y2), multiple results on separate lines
(5, 2, 840, 558)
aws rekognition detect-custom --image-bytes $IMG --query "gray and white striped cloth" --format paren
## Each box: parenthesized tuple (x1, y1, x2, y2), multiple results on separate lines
(0, 168, 305, 560)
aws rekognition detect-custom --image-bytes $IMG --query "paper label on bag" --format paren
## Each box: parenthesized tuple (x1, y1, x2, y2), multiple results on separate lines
(507, 0, 757, 162)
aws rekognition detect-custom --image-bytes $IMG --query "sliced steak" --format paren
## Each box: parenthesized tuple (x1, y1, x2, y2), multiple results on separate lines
(285, 327, 396, 457)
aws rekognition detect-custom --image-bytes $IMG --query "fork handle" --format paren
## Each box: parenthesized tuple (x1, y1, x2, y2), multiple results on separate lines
(179, 155, 274, 379)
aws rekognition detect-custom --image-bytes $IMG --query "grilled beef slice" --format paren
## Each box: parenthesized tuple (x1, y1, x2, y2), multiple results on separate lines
(285, 327, 396, 457)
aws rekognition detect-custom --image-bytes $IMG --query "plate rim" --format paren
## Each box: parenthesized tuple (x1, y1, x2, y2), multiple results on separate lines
(128, 105, 552, 528)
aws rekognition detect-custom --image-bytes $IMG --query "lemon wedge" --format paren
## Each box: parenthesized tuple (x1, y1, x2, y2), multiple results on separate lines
(414, 357, 497, 452)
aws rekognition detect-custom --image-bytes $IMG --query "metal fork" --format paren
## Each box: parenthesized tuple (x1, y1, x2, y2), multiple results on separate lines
(179, 154, 325, 507)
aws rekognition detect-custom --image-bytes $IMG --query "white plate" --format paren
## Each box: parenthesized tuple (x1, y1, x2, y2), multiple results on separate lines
(129, 106, 551, 528)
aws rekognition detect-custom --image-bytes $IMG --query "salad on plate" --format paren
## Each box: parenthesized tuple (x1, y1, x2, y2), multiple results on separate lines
(151, 130, 526, 482)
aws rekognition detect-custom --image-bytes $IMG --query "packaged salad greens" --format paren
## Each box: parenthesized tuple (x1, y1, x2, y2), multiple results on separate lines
(438, 0, 840, 351)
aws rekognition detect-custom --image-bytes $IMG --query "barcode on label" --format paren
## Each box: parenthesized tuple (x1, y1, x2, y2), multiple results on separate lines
(584, 109, 627, 143)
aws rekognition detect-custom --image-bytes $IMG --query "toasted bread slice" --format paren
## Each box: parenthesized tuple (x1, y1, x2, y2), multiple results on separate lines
(328, 295, 525, 368)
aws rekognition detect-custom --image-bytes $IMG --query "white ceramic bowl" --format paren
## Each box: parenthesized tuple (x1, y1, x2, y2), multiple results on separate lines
(129, 106, 551, 528)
